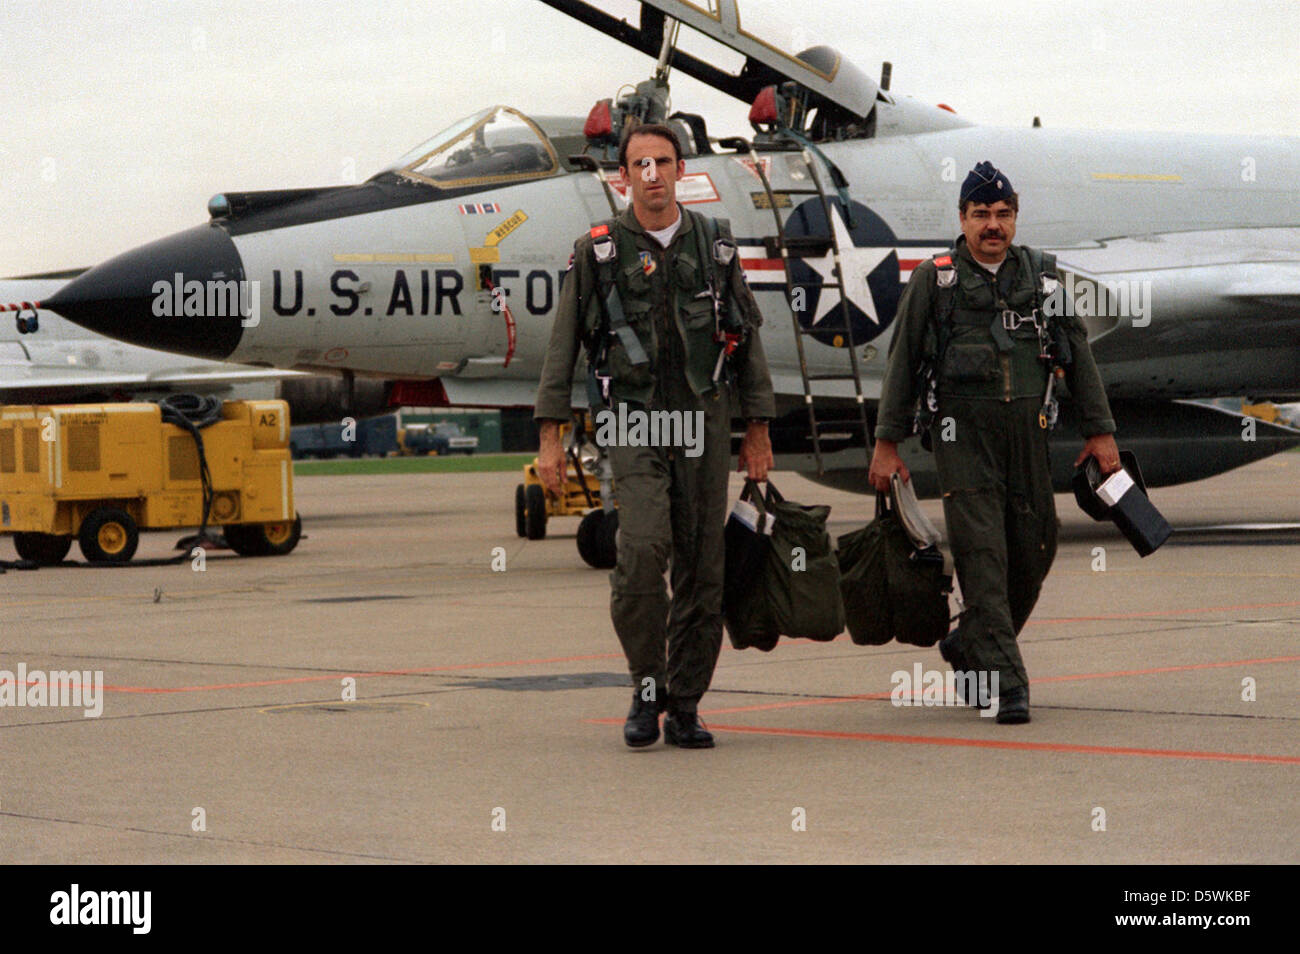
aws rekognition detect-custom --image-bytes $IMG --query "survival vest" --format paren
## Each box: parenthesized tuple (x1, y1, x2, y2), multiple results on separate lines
(913, 244, 1070, 448)
(582, 210, 745, 408)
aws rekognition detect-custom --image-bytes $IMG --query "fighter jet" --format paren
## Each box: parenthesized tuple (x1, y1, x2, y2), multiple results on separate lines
(1, 274, 390, 422)
(29, 0, 1300, 498)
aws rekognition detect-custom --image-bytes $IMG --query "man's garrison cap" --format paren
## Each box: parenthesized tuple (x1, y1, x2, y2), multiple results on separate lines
(961, 161, 1014, 206)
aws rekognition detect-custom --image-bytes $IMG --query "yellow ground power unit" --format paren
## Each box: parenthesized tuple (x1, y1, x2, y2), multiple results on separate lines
(0, 400, 301, 565)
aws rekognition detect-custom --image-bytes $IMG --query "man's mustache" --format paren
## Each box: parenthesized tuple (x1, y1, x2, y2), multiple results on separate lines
(980, 230, 1005, 240)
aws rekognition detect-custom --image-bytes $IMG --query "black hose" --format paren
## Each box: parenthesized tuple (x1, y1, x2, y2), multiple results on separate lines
(152, 394, 224, 563)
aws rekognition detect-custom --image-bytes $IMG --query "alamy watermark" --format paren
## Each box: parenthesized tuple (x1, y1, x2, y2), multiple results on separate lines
(1043, 273, 1152, 327)
(891, 663, 999, 717)
(594, 402, 705, 458)
(0, 664, 103, 718)
(151, 274, 261, 328)
(50, 884, 150, 934)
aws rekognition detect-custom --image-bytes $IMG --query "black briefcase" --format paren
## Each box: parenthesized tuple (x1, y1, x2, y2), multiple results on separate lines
(1072, 451, 1172, 557)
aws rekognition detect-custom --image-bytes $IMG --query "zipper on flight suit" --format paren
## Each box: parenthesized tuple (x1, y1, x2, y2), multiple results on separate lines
(977, 263, 1016, 403)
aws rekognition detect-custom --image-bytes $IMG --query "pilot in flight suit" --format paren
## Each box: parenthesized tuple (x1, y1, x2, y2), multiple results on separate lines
(869, 161, 1121, 724)
(534, 124, 775, 749)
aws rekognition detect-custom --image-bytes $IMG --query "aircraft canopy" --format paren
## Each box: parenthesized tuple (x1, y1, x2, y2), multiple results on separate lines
(390, 106, 562, 189)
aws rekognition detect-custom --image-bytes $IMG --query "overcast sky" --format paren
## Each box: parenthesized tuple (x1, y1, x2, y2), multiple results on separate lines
(2, 0, 1297, 275)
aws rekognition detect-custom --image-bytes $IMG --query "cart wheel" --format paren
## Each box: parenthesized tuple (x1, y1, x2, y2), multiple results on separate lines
(259, 513, 302, 555)
(222, 523, 254, 555)
(228, 513, 302, 556)
(514, 484, 528, 538)
(524, 483, 547, 540)
(79, 508, 139, 563)
(576, 509, 619, 569)
(13, 532, 73, 566)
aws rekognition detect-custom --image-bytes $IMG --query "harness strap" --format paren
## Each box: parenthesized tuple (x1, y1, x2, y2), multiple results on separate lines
(590, 223, 648, 367)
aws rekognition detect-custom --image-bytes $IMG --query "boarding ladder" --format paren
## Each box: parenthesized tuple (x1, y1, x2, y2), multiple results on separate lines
(722, 137, 874, 476)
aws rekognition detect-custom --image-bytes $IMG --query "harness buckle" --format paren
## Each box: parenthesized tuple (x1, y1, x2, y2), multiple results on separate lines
(1001, 308, 1042, 332)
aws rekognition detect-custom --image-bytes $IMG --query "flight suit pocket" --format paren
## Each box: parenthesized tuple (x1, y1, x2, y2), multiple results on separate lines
(941, 343, 998, 383)
(958, 271, 995, 310)
(607, 296, 655, 391)
(623, 259, 651, 287)
(680, 297, 715, 331)
(608, 338, 654, 391)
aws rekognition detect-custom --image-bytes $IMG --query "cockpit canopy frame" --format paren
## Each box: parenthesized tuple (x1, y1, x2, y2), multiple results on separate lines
(391, 106, 563, 190)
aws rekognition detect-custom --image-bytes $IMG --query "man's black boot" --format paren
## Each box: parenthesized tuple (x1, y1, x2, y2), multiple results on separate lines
(664, 706, 715, 749)
(995, 685, 1030, 725)
(623, 692, 661, 747)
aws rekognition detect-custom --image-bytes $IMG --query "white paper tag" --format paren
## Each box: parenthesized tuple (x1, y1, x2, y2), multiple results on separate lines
(1097, 468, 1135, 508)
(730, 498, 775, 535)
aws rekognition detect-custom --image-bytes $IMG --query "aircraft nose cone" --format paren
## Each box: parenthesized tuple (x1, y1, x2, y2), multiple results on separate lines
(43, 223, 248, 360)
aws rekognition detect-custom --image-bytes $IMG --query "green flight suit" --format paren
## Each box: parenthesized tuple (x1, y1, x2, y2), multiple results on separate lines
(535, 205, 776, 709)
(874, 236, 1115, 691)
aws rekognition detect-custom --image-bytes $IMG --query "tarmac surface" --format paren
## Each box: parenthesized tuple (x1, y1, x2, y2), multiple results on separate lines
(2, 452, 1298, 864)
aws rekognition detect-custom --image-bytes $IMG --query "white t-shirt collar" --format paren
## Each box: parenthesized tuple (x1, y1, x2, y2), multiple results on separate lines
(645, 208, 683, 248)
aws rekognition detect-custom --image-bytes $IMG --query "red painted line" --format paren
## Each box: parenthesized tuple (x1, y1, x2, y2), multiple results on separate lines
(91, 649, 1300, 698)
(1031, 654, 1300, 684)
(697, 654, 1300, 716)
(580, 719, 1299, 764)
(100, 651, 624, 694)
(1028, 600, 1300, 624)
(740, 259, 785, 270)
(701, 692, 893, 716)
(692, 724, 1300, 766)
(80, 599, 1300, 696)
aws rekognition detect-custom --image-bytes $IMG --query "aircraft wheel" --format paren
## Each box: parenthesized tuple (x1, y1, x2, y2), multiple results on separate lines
(576, 509, 618, 569)
(514, 484, 527, 538)
(524, 484, 547, 540)
(79, 508, 139, 564)
(13, 532, 73, 566)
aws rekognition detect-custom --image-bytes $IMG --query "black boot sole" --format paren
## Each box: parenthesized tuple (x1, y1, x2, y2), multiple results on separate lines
(995, 705, 1031, 725)
(664, 723, 714, 749)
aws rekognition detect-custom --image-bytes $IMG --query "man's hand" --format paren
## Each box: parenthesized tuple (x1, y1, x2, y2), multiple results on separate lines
(1075, 432, 1121, 475)
(537, 420, 568, 497)
(738, 420, 773, 481)
(868, 439, 910, 493)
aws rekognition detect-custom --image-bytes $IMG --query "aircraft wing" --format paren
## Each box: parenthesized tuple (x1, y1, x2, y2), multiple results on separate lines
(0, 362, 303, 393)
(1219, 264, 1300, 309)
(1052, 228, 1300, 402)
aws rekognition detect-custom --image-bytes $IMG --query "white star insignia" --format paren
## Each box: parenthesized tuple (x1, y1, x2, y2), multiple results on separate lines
(803, 202, 894, 326)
